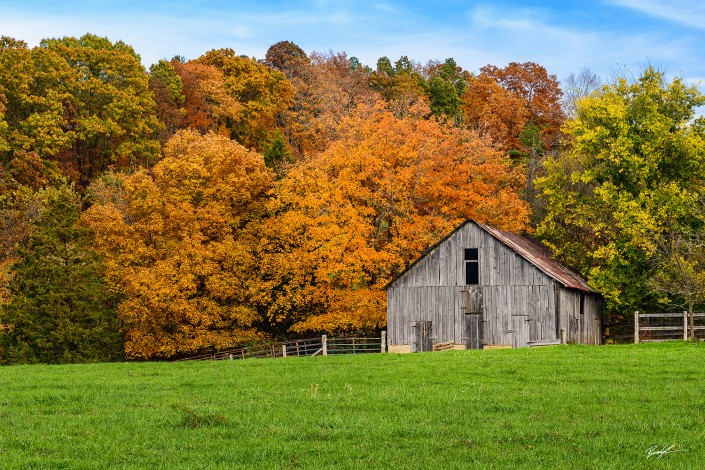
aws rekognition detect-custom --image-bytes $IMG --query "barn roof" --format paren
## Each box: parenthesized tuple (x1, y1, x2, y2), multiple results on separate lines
(386, 219, 596, 293)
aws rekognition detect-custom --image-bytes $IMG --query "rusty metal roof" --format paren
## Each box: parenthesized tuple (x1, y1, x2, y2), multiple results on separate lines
(476, 222, 595, 292)
(386, 219, 596, 293)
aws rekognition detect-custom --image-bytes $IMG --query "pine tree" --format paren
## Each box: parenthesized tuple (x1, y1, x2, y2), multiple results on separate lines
(0, 185, 122, 364)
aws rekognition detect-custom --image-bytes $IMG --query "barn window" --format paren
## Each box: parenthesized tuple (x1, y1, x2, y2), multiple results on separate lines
(464, 248, 479, 285)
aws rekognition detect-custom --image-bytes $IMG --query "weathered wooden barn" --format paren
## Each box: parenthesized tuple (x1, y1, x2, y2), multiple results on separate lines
(386, 220, 602, 352)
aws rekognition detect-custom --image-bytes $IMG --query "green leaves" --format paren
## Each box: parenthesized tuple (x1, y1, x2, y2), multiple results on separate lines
(538, 67, 705, 314)
(0, 185, 122, 364)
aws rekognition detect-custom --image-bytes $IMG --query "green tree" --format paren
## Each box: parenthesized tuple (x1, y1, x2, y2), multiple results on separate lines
(40, 34, 161, 187)
(426, 58, 466, 122)
(0, 185, 122, 364)
(0, 36, 74, 185)
(537, 67, 705, 316)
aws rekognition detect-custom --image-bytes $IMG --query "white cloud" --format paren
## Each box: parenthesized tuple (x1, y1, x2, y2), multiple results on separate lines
(0, 0, 702, 87)
(609, 0, 705, 30)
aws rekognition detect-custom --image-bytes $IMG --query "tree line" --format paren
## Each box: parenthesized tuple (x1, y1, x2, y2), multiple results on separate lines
(1, 34, 703, 363)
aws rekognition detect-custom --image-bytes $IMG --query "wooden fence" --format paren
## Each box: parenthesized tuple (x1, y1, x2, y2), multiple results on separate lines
(633, 311, 705, 343)
(180, 333, 387, 361)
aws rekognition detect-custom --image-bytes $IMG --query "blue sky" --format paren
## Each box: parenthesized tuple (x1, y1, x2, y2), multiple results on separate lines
(1, 0, 704, 86)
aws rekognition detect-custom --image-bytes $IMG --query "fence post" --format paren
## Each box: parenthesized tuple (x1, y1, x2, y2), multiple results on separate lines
(381, 331, 387, 353)
(322, 335, 328, 356)
(684, 311, 688, 341)
(634, 311, 639, 344)
(282, 344, 287, 358)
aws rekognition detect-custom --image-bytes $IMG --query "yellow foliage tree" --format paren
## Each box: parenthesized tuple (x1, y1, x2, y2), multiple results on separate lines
(83, 130, 272, 359)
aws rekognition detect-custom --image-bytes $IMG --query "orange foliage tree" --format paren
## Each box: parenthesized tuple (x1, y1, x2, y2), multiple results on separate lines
(198, 49, 294, 151)
(83, 130, 272, 359)
(256, 101, 530, 334)
(468, 62, 565, 152)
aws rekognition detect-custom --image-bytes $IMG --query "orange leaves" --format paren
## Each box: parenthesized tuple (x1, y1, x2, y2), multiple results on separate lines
(84, 130, 271, 359)
(464, 62, 565, 153)
(259, 102, 530, 334)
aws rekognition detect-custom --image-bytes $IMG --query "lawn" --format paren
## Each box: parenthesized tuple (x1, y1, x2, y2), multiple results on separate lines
(1, 342, 704, 469)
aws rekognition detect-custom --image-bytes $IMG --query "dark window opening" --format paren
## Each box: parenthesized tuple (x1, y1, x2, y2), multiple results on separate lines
(465, 248, 479, 285)
(579, 293, 585, 315)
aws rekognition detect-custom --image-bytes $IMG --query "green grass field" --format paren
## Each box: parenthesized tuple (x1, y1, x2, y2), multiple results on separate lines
(1, 342, 704, 469)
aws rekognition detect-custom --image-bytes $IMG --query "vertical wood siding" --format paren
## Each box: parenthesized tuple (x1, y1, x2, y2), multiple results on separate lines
(387, 222, 602, 347)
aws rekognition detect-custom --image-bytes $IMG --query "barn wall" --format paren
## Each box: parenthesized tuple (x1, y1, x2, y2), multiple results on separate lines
(558, 288, 602, 345)
(387, 222, 561, 348)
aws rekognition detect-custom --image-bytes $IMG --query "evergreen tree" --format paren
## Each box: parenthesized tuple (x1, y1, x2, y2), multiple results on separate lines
(0, 185, 122, 364)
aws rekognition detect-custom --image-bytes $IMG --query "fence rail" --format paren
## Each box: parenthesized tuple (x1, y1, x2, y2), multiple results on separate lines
(634, 311, 705, 343)
(179, 332, 387, 362)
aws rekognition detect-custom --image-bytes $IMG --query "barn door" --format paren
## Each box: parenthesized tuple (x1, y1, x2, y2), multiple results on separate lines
(411, 321, 433, 352)
(463, 287, 484, 350)
(465, 314, 483, 349)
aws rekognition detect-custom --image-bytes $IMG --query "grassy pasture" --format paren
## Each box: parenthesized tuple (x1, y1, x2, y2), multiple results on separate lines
(0, 342, 704, 469)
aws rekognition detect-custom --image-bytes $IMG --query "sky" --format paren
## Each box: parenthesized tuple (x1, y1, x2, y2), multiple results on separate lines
(1, 0, 705, 86)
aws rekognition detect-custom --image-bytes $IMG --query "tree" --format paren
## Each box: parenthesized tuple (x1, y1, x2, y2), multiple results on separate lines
(149, 59, 186, 145)
(83, 130, 272, 359)
(0, 185, 122, 364)
(264, 40, 308, 72)
(264, 41, 325, 159)
(0, 36, 74, 185)
(475, 62, 565, 150)
(40, 34, 161, 187)
(198, 48, 294, 150)
(369, 56, 427, 117)
(462, 74, 527, 152)
(426, 58, 467, 122)
(257, 101, 529, 334)
(652, 226, 705, 341)
(309, 51, 378, 133)
(537, 67, 705, 316)
(562, 67, 601, 117)
(172, 60, 241, 136)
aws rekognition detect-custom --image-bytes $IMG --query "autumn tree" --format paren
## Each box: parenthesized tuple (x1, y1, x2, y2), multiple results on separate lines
(0, 185, 122, 364)
(309, 51, 378, 137)
(464, 62, 563, 154)
(172, 59, 241, 136)
(264, 41, 323, 161)
(198, 48, 294, 151)
(479, 62, 564, 149)
(463, 62, 564, 220)
(149, 59, 186, 145)
(0, 36, 73, 187)
(257, 101, 529, 334)
(84, 130, 272, 359)
(537, 67, 705, 316)
(264, 40, 309, 72)
(40, 34, 161, 187)
(369, 56, 427, 117)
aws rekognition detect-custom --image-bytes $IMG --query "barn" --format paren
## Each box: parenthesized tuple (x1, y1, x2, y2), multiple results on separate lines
(386, 220, 602, 352)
